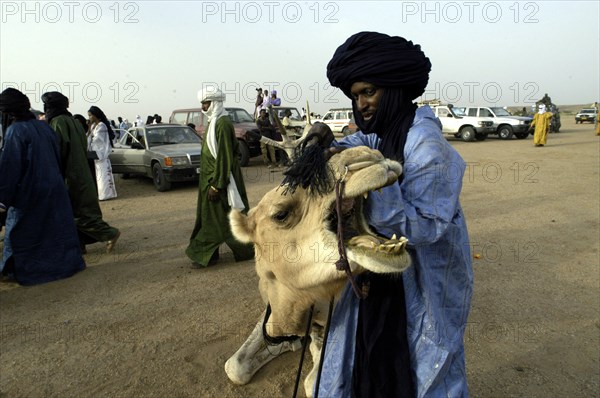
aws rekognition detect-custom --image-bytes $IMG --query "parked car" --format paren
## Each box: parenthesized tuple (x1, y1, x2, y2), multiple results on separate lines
(431, 105, 494, 142)
(462, 106, 532, 139)
(575, 108, 597, 124)
(109, 124, 201, 192)
(169, 107, 261, 166)
(345, 116, 358, 136)
(270, 106, 306, 137)
(315, 108, 353, 135)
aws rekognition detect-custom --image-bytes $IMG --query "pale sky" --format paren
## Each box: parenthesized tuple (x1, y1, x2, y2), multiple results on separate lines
(1, 0, 599, 122)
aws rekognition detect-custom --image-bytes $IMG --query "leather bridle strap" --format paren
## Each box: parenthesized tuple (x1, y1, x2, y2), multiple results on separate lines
(292, 305, 314, 398)
(334, 171, 366, 299)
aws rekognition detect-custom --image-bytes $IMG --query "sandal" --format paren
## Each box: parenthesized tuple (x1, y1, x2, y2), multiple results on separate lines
(106, 231, 121, 253)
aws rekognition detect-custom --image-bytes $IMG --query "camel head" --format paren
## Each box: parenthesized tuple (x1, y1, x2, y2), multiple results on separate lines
(229, 146, 410, 336)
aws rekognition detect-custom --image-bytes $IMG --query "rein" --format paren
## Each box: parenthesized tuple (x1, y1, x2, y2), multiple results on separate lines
(334, 167, 367, 299)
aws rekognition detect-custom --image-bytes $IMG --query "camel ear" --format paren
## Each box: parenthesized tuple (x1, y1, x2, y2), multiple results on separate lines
(229, 209, 255, 243)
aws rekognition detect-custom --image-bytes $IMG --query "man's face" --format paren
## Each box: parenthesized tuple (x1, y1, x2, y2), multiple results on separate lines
(350, 82, 381, 122)
(201, 101, 211, 112)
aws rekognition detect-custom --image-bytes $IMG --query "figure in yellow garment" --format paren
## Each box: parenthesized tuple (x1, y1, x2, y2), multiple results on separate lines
(530, 104, 552, 146)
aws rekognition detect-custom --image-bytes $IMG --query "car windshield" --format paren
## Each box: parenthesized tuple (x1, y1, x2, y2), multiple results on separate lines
(226, 108, 255, 123)
(145, 127, 200, 147)
(491, 107, 512, 116)
(277, 108, 302, 120)
(581, 109, 595, 114)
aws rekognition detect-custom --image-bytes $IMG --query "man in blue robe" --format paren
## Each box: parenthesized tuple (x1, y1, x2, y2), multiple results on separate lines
(315, 32, 474, 397)
(0, 88, 85, 285)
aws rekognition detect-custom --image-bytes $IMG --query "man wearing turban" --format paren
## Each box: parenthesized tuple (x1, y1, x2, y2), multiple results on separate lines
(317, 32, 473, 397)
(0, 88, 85, 285)
(185, 86, 254, 267)
(42, 91, 121, 254)
(529, 104, 552, 147)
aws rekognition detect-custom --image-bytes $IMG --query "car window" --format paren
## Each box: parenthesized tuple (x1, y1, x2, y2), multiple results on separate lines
(467, 108, 477, 117)
(230, 109, 254, 123)
(491, 107, 511, 116)
(453, 108, 467, 117)
(480, 109, 493, 117)
(145, 127, 200, 147)
(335, 112, 346, 119)
(171, 112, 188, 125)
(189, 112, 203, 127)
(437, 107, 450, 117)
(323, 113, 333, 120)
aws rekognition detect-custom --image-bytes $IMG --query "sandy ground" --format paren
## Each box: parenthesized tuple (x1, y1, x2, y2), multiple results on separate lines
(1, 118, 598, 397)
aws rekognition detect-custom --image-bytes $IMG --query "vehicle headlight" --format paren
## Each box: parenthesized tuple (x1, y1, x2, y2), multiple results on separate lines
(164, 156, 189, 166)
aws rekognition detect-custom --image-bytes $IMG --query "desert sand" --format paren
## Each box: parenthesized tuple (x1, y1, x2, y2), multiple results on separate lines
(1, 117, 598, 397)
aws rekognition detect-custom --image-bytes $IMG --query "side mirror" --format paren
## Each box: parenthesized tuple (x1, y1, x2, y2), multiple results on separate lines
(446, 113, 453, 118)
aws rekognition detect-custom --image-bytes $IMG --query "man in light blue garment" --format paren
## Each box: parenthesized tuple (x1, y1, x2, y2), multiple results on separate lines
(316, 32, 473, 397)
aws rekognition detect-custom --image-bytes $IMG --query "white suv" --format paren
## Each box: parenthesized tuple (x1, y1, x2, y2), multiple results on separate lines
(317, 108, 353, 135)
(463, 106, 532, 139)
(431, 105, 495, 142)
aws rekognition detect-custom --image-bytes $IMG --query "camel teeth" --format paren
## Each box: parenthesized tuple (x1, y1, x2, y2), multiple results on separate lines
(363, 192, 368, 199)
(391, 234, 397, 240)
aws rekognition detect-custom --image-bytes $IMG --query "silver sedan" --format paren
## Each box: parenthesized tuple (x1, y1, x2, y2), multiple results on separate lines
(109, 124, 201, 191)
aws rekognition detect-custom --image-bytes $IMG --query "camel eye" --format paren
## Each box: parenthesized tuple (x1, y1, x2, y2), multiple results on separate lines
(273, 210, 289, 222)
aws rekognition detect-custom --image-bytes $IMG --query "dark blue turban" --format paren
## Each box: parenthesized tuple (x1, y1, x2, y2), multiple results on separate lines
(42, 91, 71, 123)
(326, 32, 431, 164)
(0, 88, 35, 127)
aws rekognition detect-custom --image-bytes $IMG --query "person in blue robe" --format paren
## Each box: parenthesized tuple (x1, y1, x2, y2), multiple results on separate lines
(306, 32, 473, 397)
(0, 88, 85, 285)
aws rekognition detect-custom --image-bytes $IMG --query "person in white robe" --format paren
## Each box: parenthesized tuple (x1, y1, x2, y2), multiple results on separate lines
(87, 106, 117, 201)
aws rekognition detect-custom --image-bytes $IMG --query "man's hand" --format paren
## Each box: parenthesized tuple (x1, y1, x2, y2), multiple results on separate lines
(304, 122, 335, 148)
(208, 186, 220, 202)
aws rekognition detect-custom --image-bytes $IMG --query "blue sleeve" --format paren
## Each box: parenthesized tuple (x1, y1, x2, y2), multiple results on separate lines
(400, 136, 465, 244)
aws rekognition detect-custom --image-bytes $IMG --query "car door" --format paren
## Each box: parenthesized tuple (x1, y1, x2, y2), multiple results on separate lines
(112, 129, 147, 175)
(435, 106, 454, 134)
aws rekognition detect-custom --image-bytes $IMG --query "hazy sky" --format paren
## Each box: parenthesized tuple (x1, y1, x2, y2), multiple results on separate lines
(1, 0, 599, 122)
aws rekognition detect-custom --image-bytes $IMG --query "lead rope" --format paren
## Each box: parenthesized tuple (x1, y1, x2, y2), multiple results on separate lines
(292, 305, 314, 398)
(334, 167, 366, 299)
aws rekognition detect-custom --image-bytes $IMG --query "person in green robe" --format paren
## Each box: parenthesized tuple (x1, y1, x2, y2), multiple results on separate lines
(42, 92, 120, 253)
(185, 87, 254, 267)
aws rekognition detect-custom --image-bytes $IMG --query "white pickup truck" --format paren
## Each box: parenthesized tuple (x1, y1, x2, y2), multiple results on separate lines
(431, 105, 495, 142)
(461, 106, 532, 139)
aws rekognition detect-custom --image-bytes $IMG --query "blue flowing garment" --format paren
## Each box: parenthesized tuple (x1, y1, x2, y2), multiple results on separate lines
(318, 106, 473, 398)
(0, 119, 85, 285)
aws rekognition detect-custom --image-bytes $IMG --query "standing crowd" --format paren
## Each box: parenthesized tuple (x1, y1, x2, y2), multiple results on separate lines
(0, 88, 121, 285)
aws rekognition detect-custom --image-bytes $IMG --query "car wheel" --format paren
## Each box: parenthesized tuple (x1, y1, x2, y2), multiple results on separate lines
(460, 126, 476, 142)
(475, 133, 488, 141)
(498, 125, 514, 140)
(152, 163, 171, 192)
(238, 140, 250, 167)
(515, 132, 529, 139)
(342, 126, 350, 136)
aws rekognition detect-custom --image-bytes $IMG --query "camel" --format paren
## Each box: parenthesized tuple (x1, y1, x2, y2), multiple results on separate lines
(225, 145, 412, 396)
